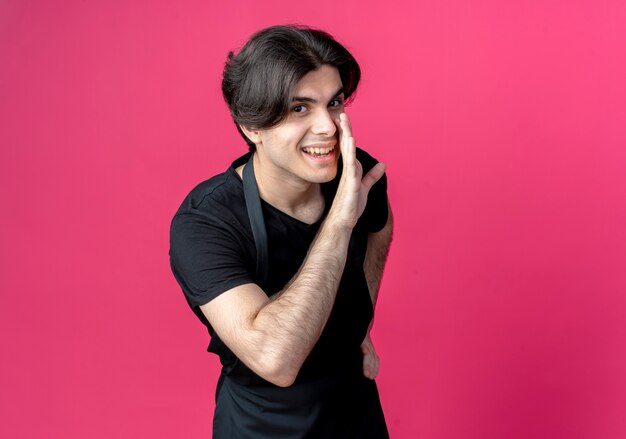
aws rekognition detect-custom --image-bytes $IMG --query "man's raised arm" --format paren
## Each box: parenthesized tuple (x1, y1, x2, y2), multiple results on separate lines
(200, 114, 386, 387)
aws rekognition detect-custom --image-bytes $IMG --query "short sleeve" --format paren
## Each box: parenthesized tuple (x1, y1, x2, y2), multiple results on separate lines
(169, 209, 255, 309)
(356, 148, 389, 233)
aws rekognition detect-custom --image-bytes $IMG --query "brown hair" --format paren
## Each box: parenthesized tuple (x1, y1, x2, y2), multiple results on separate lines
(221, 25, 361, 151)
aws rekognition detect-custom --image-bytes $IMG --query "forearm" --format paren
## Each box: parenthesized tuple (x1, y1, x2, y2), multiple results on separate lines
(363, 202, 393, 317)
(249, 216, 352, 384)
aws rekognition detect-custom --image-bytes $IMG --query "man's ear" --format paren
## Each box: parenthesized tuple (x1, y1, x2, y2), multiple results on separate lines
(240, 125, 261, 145)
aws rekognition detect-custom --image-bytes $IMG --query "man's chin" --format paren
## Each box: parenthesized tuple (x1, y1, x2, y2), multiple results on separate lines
(312, 165, 339, 184)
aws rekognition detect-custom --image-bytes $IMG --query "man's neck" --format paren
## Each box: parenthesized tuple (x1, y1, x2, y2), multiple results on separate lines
(236, 154, 325, 225)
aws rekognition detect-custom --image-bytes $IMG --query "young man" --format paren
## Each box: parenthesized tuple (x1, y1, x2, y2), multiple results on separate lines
(170, 25, 393, 438)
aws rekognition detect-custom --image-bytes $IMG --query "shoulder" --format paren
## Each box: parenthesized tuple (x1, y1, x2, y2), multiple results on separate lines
(172, 152, 251, 221)
(174, 169, 242, 217)
(170, 155, 253, 253)
(355, 147, 389, 233)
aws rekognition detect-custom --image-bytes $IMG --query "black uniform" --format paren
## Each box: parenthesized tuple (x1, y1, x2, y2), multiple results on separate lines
(170, 148, 389, 438)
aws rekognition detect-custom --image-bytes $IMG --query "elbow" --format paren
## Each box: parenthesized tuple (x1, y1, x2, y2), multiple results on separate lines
(263, 364, 299, 387)
(268, 372, 297, 388)
(259, 357, 299, 388)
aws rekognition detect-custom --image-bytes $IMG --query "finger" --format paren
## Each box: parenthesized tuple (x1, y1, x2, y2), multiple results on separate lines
(334, 113, 351, 144)
(371, 355, 380, 378)
(363, 356, 373, 379)
(338, 114, 354, 148)
(363, 354, 379, 379)
(360, 162, 386, 192)
(338, 117, 356, 169)
(339, 112, 353, 138)
(334, 116, 343, 143)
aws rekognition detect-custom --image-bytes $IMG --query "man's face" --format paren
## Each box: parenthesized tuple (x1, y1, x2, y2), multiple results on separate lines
(248, 64, 345, 187)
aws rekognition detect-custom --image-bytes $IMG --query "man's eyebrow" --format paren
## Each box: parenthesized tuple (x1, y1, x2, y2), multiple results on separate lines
(291, 87, 345, 103)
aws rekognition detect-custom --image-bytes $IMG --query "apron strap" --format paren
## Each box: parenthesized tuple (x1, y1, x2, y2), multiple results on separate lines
(243, 153, 269, 286)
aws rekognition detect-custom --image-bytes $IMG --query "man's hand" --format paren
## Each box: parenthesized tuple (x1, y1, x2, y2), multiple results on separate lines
(361, 332, 380, 379)
(329, 113, 386, 230)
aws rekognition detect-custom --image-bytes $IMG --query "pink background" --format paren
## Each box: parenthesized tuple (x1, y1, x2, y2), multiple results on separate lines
(1, 1, 625, 438)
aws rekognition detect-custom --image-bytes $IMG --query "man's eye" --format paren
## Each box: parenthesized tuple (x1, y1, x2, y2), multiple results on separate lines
(292, 105, 307, 113)
(329, 99, 343, 108)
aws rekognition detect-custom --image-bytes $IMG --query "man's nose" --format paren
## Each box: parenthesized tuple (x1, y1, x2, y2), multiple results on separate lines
(311, 109, 337, 137)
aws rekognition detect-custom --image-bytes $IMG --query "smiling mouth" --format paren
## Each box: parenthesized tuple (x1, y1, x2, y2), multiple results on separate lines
(302, 145, 335, 157)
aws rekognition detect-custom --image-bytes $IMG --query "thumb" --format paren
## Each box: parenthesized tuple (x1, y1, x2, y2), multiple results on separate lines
(361, 162, 386, 193)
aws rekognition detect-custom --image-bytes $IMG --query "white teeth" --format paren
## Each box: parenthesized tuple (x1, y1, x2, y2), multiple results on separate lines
(303, 146, 334, 155)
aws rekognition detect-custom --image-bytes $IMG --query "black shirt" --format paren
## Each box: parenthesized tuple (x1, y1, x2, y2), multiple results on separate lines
(170, 148, 389, 437)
